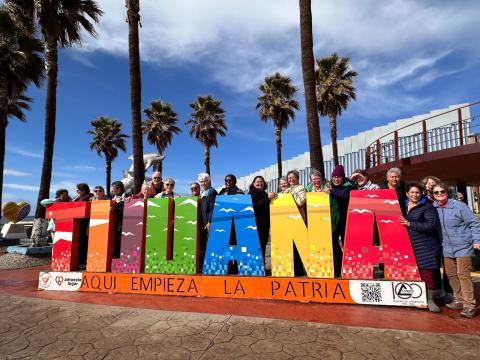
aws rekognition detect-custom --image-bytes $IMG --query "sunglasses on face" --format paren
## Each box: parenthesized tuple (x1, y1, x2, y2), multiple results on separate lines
(433, 190, 447, 195)
(191, 188, 198, 191)
(94, 190, 103, 193)
(225, 178, 233, 183)
(165, 184, 173, 187)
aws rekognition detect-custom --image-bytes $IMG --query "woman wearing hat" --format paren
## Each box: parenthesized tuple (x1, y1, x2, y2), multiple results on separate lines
(330, 164, 356, 277)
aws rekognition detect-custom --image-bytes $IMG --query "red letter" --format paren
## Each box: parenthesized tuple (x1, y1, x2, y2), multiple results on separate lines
(341, 190, 421, 280)
(46, 202, 90, 271)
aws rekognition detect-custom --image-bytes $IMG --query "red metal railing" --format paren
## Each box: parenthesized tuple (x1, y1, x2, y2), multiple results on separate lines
(365, 102, 480, 169)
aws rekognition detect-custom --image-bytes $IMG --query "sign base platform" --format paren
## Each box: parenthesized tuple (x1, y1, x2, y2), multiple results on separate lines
(38, 271, 427, 308)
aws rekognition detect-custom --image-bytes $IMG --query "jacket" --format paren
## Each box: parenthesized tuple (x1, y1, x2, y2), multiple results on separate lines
(433, 199, 480, 257)
(330, 178, 356, 232)
(358, 180, 380, 190)
(200, 187, 217, 225)
(405, 199, 441, 269)
(380, 181, 407, 214)
(219, 186, 244, 195)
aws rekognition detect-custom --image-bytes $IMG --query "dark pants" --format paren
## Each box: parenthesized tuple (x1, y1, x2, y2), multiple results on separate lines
(419, 268, 436, 290)
(332, 229, 344, 277)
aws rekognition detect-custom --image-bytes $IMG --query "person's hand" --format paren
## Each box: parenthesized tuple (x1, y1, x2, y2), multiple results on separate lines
(268, 192, 277, 200)
(474, 243, 480, 250)
(399, 216, 410, 227)
(205, 222, 211, 232)
(350, 172, 360, 180)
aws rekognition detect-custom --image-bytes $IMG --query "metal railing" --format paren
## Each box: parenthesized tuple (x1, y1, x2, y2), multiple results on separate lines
(365, 102, 480, 168)
(259, 103, 480, 192)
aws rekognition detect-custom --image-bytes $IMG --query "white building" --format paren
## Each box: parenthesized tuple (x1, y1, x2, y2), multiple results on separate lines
(237, 104, 471, 192)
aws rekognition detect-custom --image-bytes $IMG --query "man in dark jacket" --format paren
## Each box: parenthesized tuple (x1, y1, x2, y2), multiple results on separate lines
(330, 165, 356, 277)
(198, 173, 217, 270)
(380, 167, 407, 214)
(219, 174, 244, 195)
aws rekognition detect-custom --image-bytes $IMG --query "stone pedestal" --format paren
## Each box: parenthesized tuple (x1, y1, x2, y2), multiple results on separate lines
(1, 223, 27, 240)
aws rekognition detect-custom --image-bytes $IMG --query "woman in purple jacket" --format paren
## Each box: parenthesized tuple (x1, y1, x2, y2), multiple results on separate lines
(432, 182, 480, 318)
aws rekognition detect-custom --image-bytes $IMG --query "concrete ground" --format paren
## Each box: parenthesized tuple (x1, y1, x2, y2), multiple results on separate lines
(1, 293, 479, 360)
(1, 266, 479, 359)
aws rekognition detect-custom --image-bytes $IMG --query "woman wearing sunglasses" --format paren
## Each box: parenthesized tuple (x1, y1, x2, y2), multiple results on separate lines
(432, 182, 480, 318)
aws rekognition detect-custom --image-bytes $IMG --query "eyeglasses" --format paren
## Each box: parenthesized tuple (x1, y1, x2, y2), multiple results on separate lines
(225, 178, 233, 183)
(94, 190, 103, 193)
(165, 183, 173, 187)
(433, 190, 447, 195)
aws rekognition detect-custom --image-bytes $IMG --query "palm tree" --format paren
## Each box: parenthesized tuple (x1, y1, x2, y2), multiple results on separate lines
(142, 100, 181, 173)
(28, 0, 103, 218)
(315, 53, 357, 167)
(299, 0, 324, 177)
(185, 95, 227, 175)
(0, 5, 43, 208)
(256, 73, 299, 179)
(126, 0, 144, 194)
(88, 117, 129, 192)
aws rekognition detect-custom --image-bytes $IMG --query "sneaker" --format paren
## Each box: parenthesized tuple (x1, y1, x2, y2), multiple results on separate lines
(460, 308, 476, 318)
(446, 302, 463, 310)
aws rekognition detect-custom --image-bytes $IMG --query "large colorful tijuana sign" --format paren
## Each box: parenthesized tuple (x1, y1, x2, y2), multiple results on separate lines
(39, 190, 427, 307)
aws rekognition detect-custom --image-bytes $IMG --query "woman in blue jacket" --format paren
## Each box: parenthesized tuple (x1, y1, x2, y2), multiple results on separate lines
(432, 182, 480, 318)
(399, 183, 442, 312)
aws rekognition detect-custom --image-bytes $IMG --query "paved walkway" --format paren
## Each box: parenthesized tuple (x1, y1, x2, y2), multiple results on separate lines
(1, 293, 479, 360)
(1, 266, 479, 359)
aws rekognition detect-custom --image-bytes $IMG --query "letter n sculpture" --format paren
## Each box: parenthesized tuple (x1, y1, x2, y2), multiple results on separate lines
(202, 195, 265, 275)
(341, 190, 421, 280)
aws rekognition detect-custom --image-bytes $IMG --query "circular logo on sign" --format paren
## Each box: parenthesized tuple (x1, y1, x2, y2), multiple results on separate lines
(394, 282, 423, 299)
(39, 272, 51, 288)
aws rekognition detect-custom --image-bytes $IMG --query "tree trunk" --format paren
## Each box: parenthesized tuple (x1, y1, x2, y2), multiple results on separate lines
(329, 114, 339, 166)
(275, 126, 282, 179)
(126, 0, 144, 194)
(106, 158, 112, 194)
(0, 73, 8, 210)
(204, 144, 211, 176)
(34, 40, 57, 219)
(299, 0, 325, 177)
(0, 119, 6, 211)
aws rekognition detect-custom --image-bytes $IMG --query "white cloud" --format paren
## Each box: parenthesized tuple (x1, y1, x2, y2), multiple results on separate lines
(72, 165, 96, 171)
(74, 1, 480, 93)
(3, 169, 31, 177)
(7, 146, 43, 159)
(363, 50, 454, 89)
(3, 183, 39, 191)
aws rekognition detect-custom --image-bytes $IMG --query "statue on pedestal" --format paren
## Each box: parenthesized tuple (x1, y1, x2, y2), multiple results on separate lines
(121, 153, 164, 194)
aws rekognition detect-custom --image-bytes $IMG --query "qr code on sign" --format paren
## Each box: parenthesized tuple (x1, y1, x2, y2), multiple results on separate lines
(360, 283, 382, 303)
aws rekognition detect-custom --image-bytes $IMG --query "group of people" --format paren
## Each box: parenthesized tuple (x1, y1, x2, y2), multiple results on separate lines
(44, 165, 480, 318)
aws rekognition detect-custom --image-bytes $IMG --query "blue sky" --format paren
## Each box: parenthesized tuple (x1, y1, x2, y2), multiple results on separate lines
(3, 0, 480, 213)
